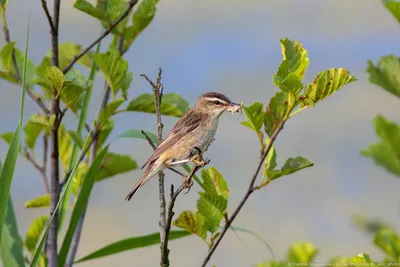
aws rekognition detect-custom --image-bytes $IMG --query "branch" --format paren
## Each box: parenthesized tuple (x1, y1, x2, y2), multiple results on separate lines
(1, 11, 50, 116)
(25, 151, 50, 194)
(62, 0, 139, 74)
(40, 0, 56, 33)
(200, 118, 287, 267)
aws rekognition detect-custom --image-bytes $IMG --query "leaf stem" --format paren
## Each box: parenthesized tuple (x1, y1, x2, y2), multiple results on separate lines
(288, 106, 307, 119)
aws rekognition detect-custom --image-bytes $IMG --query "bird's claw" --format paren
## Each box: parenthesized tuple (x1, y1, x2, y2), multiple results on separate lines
(182, 176, 194, 194)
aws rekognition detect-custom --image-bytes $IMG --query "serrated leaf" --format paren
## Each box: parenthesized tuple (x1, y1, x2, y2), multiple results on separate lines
(114, 129, 157, 144)
(173, 211, 207, 240)
(197, 192, 227, 233)
(75, 230, 190, 263)
(374, 227, 400, 259)
(124, 0, 158, 47)
(287, 242, 318, 263)
(304, 68, 356, 103)
(25, 216, 48, 252)
(383, 0, 400, 24)
(97, 153, 138, 181)
(92, 49, 129, 97)
(0, 132, 14, 145)
(74, 0, 107, 22)
(98, 98, 125, 125)
(45, 66, 65, 92)
(24, 195, 50, 208)
(241, 102, 264, 132)
(266, 157, 313, 181)
(200, 167, 229, 198)
(349, 254, 377, 266)
(67, 130, 84, 149)
(126, 93, 189, 117)
(274, 38, 309, 94)
(58, 124, 73, 170)
(367, 55, 400, 98)
(361, 115, 400, 177)
(264, 91, 289, 137)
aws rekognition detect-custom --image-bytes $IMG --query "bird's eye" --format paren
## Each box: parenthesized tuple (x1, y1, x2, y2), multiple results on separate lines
(214, 100, 221, 105)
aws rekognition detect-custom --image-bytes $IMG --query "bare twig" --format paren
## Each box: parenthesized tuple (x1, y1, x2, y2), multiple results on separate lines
(200, 119, 287, 267)
(62, 0, 139, 74)
(25, 151, 50, 194)
(40, 0, 56, 33)
(1, 11, 50, 116)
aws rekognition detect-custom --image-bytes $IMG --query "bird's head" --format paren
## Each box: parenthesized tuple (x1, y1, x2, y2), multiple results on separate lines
(195, 92, 242, 118)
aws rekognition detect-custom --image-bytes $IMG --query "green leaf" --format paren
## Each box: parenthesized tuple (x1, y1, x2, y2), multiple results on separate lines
(0, 195, 25, 267)
(287, 242, 318, 263)
(173, 211, 207, 240)
(25, 216, 48, 253)
(45, 66, 65, 93)
(264, 91, 289, 137)
(98, 98, 125, 125)
(383, 0, 400, 24)
(197, 192, 227, 233)
(114, 129, 157, 144)
(273, 38, 309, 94)
(58, 146, 109, 267)
(124, 0, 158, 47)
(349, 254, 377, 266)
(74, 0, 107, 22)
(0, 132, 14, 145)
(374, 227, 400, 259)
(0, 0, 9, 10)
(75, 230, 190, 263)
(362, 115, 400, 177)
(71, 162, 89, 195)
(97, 153, 138, 181)
(59, 69, 89, 113)
(241, 102, 264, 132)
(97, 120, 115, 152)
(14, 48, 35, 88)
(24, 195, 50, 208)
(59, 124, 73, 170)
(35, 57, 52, 99)
(0, 42, 15, 72)
(92, 49, 130, 97)
(367, 55, 400, 98)
(126, 93, 189, 117)
(23, 114, 52, 150)
(0, 18, 28, 248)
(255, 261, 287, 267)
(200, 167, 229, 198)
(304, 68, 356, 103)
(266, 156, 313, 181)
(67, 130, 84, 149)
(264, 139, 277, 174)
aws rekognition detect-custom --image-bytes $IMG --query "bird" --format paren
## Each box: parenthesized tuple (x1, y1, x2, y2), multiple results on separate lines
(125, 92, 242, 201)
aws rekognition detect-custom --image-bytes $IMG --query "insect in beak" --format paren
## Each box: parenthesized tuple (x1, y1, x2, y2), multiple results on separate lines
(227, 102, 242, 114)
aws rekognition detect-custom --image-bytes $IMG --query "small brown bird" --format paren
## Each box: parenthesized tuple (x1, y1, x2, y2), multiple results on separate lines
(125, 92, 241, 200)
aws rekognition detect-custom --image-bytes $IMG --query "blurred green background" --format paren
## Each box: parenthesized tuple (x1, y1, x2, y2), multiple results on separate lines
(1, 0, 399, 266)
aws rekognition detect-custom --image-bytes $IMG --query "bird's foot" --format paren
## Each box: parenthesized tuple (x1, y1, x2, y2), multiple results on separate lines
(190, 154, 207, 167)
(182, 176, 194, 194)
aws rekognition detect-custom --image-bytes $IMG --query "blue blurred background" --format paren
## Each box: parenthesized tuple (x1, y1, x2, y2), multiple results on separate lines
(1, 0, 400, 266)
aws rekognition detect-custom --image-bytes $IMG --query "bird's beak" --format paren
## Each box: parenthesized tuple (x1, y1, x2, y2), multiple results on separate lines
(227, 102, 242, 114)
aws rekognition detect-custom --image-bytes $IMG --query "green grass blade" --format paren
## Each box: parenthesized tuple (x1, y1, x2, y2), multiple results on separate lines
(57, 145, 109, 267)
(0, 160, 25, 267)
(75, 230, 191, 263)
(0, 14, 29, 246)
(59, 36, 103, 232)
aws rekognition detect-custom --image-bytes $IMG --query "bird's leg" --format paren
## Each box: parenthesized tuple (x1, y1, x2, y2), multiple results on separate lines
(189, 146, 207, 167)
(164, 160, 193, 193)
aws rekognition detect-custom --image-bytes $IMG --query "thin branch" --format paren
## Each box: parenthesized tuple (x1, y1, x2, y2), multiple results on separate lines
(62, 0, 139, 74)
(1, 11, 50, 116)
(200, 118, 288, 267)
(25, 151, 50, 194)
(40, 0, 56, 33)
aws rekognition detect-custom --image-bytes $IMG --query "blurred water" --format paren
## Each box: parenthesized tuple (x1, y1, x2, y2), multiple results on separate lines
(1, 0, 400, 266)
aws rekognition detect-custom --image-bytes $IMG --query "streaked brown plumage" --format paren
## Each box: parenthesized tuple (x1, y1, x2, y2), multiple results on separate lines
(125, 92, 241, 200)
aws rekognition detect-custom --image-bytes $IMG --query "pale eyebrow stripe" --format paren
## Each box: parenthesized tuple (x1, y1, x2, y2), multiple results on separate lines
(205, 97, 229, 103)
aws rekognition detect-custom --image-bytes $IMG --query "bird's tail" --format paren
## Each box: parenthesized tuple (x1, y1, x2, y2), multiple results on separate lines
(125, 161, 156, 201)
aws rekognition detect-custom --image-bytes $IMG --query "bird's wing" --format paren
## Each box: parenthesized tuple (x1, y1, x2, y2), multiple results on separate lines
(141, 109, 205, 169)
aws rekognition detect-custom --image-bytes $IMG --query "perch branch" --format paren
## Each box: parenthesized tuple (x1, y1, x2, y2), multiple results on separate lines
(40, 0, 56, 33)
(62, 0, 139, 74)
(200, 118, 287, 267)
